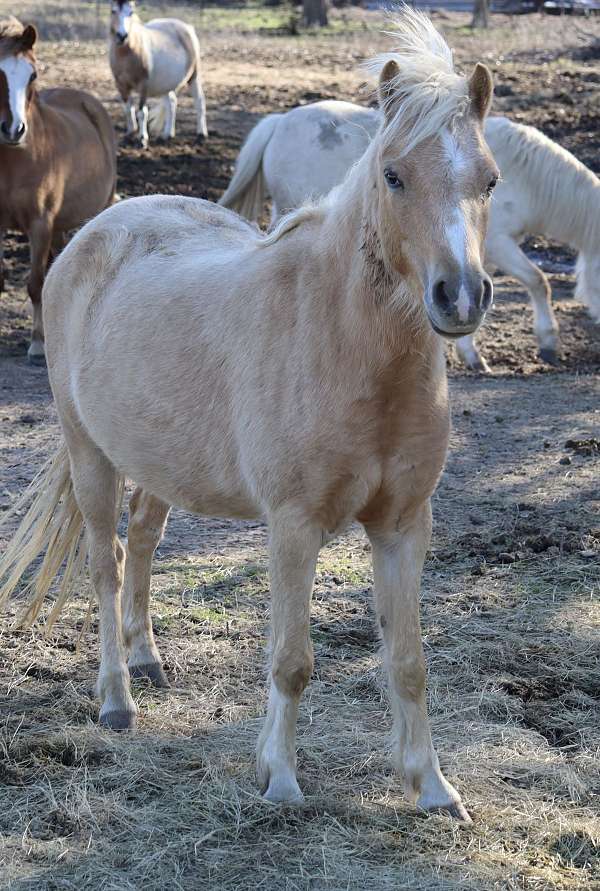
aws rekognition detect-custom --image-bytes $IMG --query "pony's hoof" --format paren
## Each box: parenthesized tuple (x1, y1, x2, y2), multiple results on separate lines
(99, 709, 137, 731)
(424, 800, 473, 823)
(467, 356, 491, 374)
(195, 133, 207, 145)
(120, 132, 137, 146)
(539, 348, 561, 366)
(262, 778, 305, 805)
(129, 661, 170, 688)
(27, 351, 46, 367)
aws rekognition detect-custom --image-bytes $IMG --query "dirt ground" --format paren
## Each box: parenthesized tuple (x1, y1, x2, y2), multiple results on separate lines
(0, 6, 599, 891)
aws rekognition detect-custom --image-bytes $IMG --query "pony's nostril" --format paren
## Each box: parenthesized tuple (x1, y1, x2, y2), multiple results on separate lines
(0, 121, 9, 137)
(15, 122, 25, 140)
(482, 277, 493, 309)
(433, 280, 452, 313)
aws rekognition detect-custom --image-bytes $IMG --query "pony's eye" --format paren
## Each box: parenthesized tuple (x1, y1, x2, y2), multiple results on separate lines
(485, 176, 497, 196)
(384, 168, 404, 191)
(29, 71, 37, 82)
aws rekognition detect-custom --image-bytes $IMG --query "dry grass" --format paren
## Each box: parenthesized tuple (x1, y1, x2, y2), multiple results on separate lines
(0, 4, 600, 890)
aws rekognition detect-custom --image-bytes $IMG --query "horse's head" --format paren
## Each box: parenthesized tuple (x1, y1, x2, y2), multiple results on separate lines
(110, 1, 136, 46)
(0, 18, 37, 147)
(370, 14, 498, 339)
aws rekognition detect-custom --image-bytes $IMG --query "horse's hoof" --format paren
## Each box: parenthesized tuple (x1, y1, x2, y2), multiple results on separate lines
(262, 780, 305, 805)
(424, 800, 473, 822)
(120, 133, 137, 146)
(129, 661, 170, 688)
(195, 133, 207, 145)
(539, 348, 561, 366)
(27, 352, 47, 367)
(467, 357, 491, 374)
(99, 709, 137, 731)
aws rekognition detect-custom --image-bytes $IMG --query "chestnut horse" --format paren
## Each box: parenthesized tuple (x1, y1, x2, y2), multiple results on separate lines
(0, 17, 117, 364)
(0, 11, 497, 819)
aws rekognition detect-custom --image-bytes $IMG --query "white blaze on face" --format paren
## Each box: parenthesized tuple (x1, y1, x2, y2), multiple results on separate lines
(114, 2, 134, 38)
(0, 55, 33, 141)
(441, 130, 476, 323)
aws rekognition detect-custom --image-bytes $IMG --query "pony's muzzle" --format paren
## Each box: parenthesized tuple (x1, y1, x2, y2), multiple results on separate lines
(427, 272, 493, 339)
(115, 31, 128, 45)
(0, 120, 26, 145)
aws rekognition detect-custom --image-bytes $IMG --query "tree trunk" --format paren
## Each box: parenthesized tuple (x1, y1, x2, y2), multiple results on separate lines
(471, 0, 489, 28)
(303, 0, 328, 27)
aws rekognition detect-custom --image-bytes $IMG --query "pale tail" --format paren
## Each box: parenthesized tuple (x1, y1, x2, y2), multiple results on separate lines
(0, 445, 120, 629)
(219, 114, 281, 220)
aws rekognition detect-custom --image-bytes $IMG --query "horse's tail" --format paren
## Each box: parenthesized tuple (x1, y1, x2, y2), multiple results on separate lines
(219, 114, 281, 220)
(0, 444, 88, 629)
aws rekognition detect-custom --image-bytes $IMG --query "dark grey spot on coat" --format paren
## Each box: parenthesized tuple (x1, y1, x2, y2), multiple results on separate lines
(317, 120, 343, 150)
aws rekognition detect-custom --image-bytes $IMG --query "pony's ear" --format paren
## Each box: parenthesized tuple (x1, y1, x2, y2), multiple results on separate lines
(378, 59, 400, 119)
(469, 63, 493, 121)
(21, 24, 37, 51)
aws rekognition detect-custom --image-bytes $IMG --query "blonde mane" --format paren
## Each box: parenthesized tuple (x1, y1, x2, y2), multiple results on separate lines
(364, 8, 469, 157)
(261, 8, 468, 246)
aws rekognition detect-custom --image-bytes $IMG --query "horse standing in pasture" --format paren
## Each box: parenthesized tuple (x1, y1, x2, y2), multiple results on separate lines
(0, 17, 117, 364)
(109, 0, 208, 148)
(0, 12, 497, 820)
(221, 102, 600, 370)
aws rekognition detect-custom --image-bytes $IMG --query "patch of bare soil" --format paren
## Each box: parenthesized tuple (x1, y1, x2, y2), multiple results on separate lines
(0, 12, 599, 891)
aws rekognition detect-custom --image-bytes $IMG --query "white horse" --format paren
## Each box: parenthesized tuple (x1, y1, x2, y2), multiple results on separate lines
(0, 11, 497, 819)
(221, 103, 600, 370)
(109, 0, 208, 147)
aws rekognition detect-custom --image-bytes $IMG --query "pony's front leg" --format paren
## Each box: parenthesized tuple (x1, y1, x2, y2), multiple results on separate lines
(122, 488, 171, 687)
(26, 217, 53, 365)
(257, 509, 321, 803)
(137, 87, 149, 149)
(190, 75, 208, 142)
(121, 94, 137, 138)
(365, 505, 471, 822)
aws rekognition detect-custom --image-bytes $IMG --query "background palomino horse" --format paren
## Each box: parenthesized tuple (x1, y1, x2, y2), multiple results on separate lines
(0, 17, 117, 364)
(109, 0, 208, 147)
(221, 102, 600, 369)
(0, 11, 497, 820)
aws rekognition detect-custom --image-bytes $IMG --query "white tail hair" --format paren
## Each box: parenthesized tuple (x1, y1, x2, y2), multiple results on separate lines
(0, 445, 123, 629)
(219, 113, 281, 220)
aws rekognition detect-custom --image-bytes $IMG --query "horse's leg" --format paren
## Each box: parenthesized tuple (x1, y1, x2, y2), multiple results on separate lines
(120, 89, 137, 138)
(122, 487, 171, 687)
(486, 234, 559, 364)
(64, 422, 136, 729)
(454, 334, 491, 373)
(257, 509, 320, 803)
(137, 86, 149, 149)
(189, 75, 208, 142)
(365, 505, 471, 821)
(0, 229, 4, 294)
(26, 217, 53, 365)
(163, 91, 177, 140)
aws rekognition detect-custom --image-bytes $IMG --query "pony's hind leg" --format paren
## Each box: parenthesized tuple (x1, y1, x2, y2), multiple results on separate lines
(189, 75, 208, 142)
(122, 488, 171, 687)
(365, 505, 471, 822)
(163, 92, 177, 139)
(454, 334, 491, 373)
(257, 508, 321, 803)
(486, 234, 559, 364)
(65, 427, 136, 729)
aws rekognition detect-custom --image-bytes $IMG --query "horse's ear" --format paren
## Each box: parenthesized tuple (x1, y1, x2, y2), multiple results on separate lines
(469, 63, 493, 121)
(21, 24, 37, 51)
(378, 59, 400, 120)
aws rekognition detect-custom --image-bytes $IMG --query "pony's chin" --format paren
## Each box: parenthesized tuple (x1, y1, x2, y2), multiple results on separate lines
(429, 320, 477, 341)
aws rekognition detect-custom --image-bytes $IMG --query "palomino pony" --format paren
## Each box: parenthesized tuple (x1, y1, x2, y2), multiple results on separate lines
(221, 103, 600, 369)
(109, 0, 208, 147)
(0, 17, 117, 364)
(0, 11, 497, 819)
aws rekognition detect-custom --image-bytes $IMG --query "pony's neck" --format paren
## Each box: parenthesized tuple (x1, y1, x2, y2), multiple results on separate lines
(319, 141, 431, 360)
